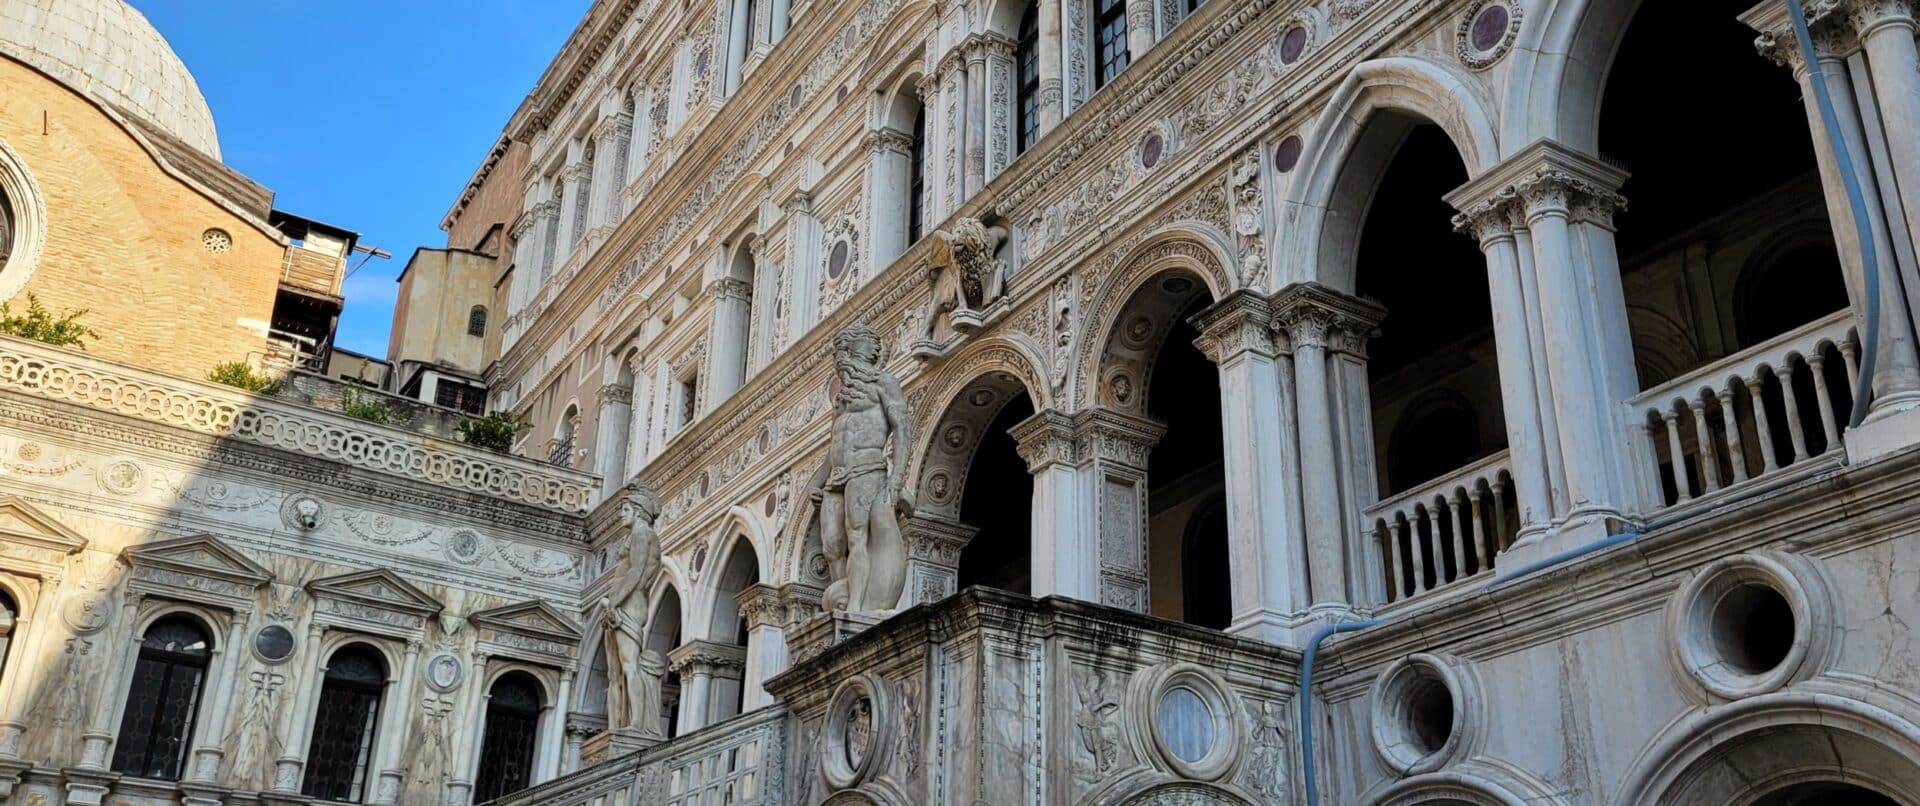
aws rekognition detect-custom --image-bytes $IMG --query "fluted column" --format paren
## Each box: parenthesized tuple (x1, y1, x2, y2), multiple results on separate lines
(1273, 284, 1386, 608)
(784, 191, 823, 344)
(559, 161, 592, 257)
(1191, 291, 1309, 639)
(444, 652, 493, 806)
(1011, 410, 1096, 602)
(747, 235, 778, 370)
(734, 584, 787, 712)
(706, 277, 754, 402)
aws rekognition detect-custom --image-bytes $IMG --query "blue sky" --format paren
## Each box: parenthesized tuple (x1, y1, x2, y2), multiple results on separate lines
(135, 0, 593, 356)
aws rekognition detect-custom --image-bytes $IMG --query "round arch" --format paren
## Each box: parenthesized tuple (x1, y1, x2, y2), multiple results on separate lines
(130, 602, 229, 652)
(906, 335, 1052, 495)
(1612, 692, 1920, 806)
(701, 528, 764, 643)
(1501, 0, 1637, 154)
(1075, 228, 1236, 408)
(1276, 55, 1501, 291)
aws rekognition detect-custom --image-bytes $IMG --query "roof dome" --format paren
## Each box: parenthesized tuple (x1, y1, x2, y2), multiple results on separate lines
(0, 0, 221, 159)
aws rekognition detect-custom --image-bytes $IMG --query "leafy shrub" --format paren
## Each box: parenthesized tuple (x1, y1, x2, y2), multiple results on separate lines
(338, 385, 393, 425)
(457, 410, 532, 452)
(207, 361, 280, 394)
(0, 294, 97, 348)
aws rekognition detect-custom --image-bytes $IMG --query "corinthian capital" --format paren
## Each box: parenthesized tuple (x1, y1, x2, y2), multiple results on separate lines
(865, 128, 915, 158)
(1270, 282, 1386, 355)
(1190, 289, 1276, 362)
(1445, 139, 1628, 228)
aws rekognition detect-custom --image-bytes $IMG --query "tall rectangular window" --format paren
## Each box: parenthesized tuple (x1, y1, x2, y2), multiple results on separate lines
(1017, 4, 1041, 153)
(1093, 0, 1129, 90)
(909, 108, 927, 243)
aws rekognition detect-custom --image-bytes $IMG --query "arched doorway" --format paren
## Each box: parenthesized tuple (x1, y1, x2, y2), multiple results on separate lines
(1094, 267, 1229, 627)
(644, 586, 683, 739)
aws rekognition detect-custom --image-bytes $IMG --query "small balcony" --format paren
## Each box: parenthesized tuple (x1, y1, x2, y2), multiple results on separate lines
(1366, 451, 1521, 604)
(1631, 310, 1859, 516)
(281, 243, 346, 298)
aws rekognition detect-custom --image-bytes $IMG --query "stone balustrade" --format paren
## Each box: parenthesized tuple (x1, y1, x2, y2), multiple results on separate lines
(488, 704, 787, 806)
(1631, 310, 1858, 512)
(1366, 451, 1519, 604)
(0, 334, 597, 513)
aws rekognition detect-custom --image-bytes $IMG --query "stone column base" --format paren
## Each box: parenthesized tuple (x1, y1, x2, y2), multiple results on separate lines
(1847, 402, 1920, 465)
(60, 768, 119, 806)
(605, 726, 666, 757)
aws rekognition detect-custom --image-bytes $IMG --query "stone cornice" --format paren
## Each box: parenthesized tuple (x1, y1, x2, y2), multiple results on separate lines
(516, 0, 645, 134)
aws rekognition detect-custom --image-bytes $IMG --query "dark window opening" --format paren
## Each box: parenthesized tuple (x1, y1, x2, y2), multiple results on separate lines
(1017, 3, 1041, 153)
(111, 616, 211, 781)
(1094, 0, 1130, 89)
(468, 306, 488, 337)
(909, 107, 927, 244)
(473, 673, 543, 802)
(956, 391, 1037, 594)
(302, 646, 387, 802)
(1181, 497, 1231, 629)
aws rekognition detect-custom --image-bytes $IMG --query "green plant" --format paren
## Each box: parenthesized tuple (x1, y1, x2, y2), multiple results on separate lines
(207, 361, 280, 394)
(0, 294, 97, 348)
(338, 384, 392, 425)
(457, 410, 533, 452)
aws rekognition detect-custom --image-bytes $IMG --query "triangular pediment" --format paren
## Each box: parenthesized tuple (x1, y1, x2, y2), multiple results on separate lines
(0, 496, 88, 555)
(470, 599, 581, 641)
(123, 534, 272, 588)
(307, 569, 443, 617)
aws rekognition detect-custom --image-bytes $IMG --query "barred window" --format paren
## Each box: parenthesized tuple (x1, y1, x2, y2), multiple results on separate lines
(473, 673, 544, 802)
(302, 646, 387, 802)
(111, 616, 211, 781)
(467, 305, 488, 337)
(1093, 0, 1129, 90)
(1017, 3, 1041, 153)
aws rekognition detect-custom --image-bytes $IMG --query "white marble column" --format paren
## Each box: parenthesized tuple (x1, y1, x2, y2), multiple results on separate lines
(589, 114, 629, 232)
(747, 236, 778, 371)
(273, 622, 330, 792)
(624, 364, 652, 481)
(1192, 291, 1310, 639)
(535, 669, 573, 783)
(1126, 0, 1156, 62)
(1079, 408, 1166, 613)
(185, 618, 251, 784)
(1039, 0, 1065, 130)
(734, 584, 787, 712)
(1504, 142, 1644, 540)
(964, 37, 990, 197)
(1851, 1, 1920, 264)
(706, 277, 754, 402)
(724, 0, 750, 94)
(901, 517, 976, 606)
(770, 0, 791, 39)
(784, 190, 823, 344)
(667, 641, 747, 731)
(1012, 410, 1098, 602)
(594, 380, 635, 497)
(865, 129, 915, 268)
(1448, 200, 1556, 539)
(559, 160, 591, 258)
(0, 576, 59, 759)
(372, 640, 423, 805)
(77, 594, 150, 773)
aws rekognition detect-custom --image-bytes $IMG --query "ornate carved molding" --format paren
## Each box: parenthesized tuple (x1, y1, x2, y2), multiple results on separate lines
(1191, 289, 1276, 363)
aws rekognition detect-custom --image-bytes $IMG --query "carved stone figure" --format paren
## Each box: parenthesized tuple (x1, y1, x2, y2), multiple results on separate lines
(924, 217, 1009, 341)
(603, 482, 664, 736)
(819, 324, 913, 613)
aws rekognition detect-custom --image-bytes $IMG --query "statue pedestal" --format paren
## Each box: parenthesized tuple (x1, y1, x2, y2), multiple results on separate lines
(788, 609, 889, 665)
(589, 727, 664, 763)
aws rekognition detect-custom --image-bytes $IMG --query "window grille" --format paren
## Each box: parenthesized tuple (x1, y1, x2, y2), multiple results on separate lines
(468, 306, 488, 337)
(111, 616, 211, 781)
(302, 646, 386, 802)
(1094, 0, 1129, 89)
(434, 381, 486, 415)
(1017, 4, 1041, 153)
(473, 674, 544, 802)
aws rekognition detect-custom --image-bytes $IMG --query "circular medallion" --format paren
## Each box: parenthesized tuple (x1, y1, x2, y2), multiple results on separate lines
(1273, 135, 1304, 173)
(836, 85, 849, 104)
(1109, 372, 1135, 406)
(699, 473, 711, 496)
(201, 228, 232, 254)
(99, 460, 146, 495)
(1160, 276, 1195, 295)
(253, 625, 296, 663)
(926, 471, 953, 503)
(1279, 26, 1309, 64)
(62, 596, 111, 634)
(16, 442, 39, 461)
(763, 492, 779, 516)
(790, 85, 804, 108)
(1457, 0, 1522, 70)
(968, 388, 998, 407)
(758, 426, 773, 452)
(693, 544, 710, 575)
(693, 51, 711, 77)
(942, 424, 969, 450)
(1140, 132, 1165, 169)
(845, 696, 874, 768)
(808, 552, 831, 582)
(425, 652, 465, 691)
(445, 528, 487, 565)
(828, 240, 851, 279)
(1124, 315, 1156, 346)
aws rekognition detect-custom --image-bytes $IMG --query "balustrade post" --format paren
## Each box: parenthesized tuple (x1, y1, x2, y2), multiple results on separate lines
(1662, 410, 1692, 503)
(1688, 397, 1721, 494)
(1809, 352, 1843, 450)
(1718, 387, 1749, 484)
(1746, 377, 1781, 474)
(1408, 514, 1430, 595)
(1778, 365, 1811, 462)
(1383, 520, 1406, 602)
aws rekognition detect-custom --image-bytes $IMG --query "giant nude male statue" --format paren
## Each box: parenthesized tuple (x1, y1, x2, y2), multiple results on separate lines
(602, 482, 665, 737)
(818, 324, 914, 613)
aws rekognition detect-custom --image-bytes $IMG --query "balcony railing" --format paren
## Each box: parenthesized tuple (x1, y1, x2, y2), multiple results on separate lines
(1366, 451, 1519, 604)
(1631, 310, 1857, 511)
(488, 705, 785, 806)
(282, 245, 345, 297)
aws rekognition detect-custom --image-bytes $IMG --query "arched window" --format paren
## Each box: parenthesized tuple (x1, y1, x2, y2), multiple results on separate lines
(573, 143, 595, 242)
(111, 615, 212, 781)
(1092, 0, 1129, 90)
(909, 107, 927, 244)
(0, 590, 14, 684)
(467, 305, 488, 337)
(1016, 3, 1041, 154)
(551, 405, 580, 467)
(302, 645, 387, 802)
(473, 672, 544, 802)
